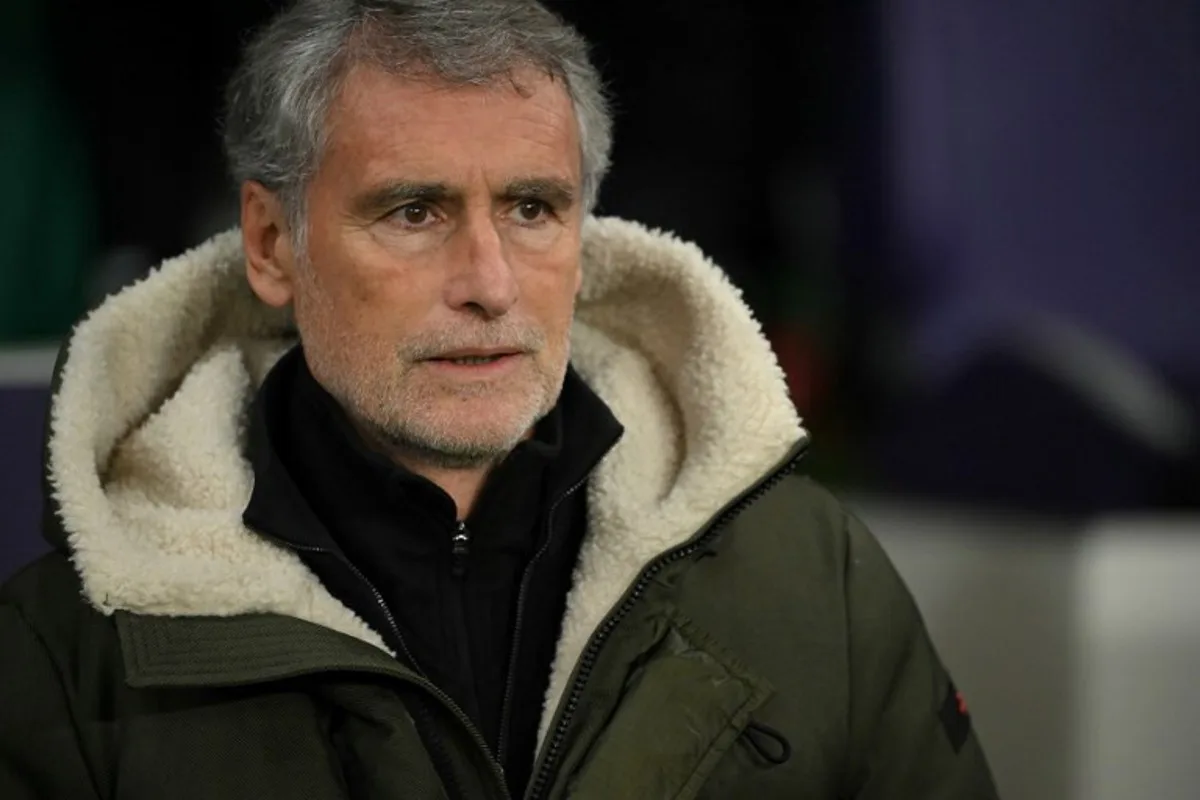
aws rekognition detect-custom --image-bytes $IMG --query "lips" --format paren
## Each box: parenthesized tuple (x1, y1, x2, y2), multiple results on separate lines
(439, 354, 507, 365)
(430, 348, 521, 360)
(425, 348, 523, 366)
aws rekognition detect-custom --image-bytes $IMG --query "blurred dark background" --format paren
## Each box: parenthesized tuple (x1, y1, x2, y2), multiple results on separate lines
(5, 0, 1198, 518)
(6, 0, 1199, 513)
(2, 2, 1200, 797)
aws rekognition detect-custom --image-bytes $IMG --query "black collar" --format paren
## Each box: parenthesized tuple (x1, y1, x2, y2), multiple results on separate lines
(242, 345, 622, 558)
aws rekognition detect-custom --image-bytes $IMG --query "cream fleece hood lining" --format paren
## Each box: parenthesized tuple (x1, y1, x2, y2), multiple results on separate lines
(46, 215, 804, 744)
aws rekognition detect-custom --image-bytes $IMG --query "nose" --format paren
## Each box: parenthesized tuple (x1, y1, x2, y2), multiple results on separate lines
(444, 216, 519, 318)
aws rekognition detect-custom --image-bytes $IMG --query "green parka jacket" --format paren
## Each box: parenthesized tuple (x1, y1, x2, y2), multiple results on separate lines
(0, 217, 1000, 799)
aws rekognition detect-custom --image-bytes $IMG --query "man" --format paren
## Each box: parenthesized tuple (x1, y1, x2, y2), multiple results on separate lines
(0, 1, 999, 797)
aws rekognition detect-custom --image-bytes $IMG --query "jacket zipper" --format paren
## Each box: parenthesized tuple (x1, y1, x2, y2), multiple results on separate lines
(496, 474, 592, 765)
(447, 520, 482, 745)
(523, 438, 810, 800)
(248, 530, 511, 800)
(451, 521, 471, 578)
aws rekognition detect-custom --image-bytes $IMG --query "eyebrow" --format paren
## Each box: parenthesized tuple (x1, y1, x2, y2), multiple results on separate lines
(348, 176, 577, 219)
(349, 180, 454, 219)
(499, 177, 576, 209)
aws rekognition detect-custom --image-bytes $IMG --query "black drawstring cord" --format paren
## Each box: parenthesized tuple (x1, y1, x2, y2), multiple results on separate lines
(742, 720, 792, 766)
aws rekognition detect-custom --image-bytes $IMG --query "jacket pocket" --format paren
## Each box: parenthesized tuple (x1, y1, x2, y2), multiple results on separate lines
(564, 611, 774, 800)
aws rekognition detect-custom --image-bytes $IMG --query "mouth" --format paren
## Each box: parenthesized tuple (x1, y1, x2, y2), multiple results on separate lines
(436, 354, 508, 366)
(429, 347, 523, 367)
(424, 348, 525, 369)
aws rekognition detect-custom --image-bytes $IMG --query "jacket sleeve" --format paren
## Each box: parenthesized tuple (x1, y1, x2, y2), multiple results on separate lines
(840, 510, 1002, 799)
(0, 603, 103, 800)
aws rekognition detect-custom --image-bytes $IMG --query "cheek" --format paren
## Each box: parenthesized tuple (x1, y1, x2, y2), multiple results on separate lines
(289, 273, 329, 327)
(309, 226, 424, 309)
(521, 243, 581, 307)
(526, 266, 579, 329)
(307, 260, 434, 337)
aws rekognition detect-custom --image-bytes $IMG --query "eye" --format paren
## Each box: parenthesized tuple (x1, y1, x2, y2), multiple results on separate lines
(394, 201, 435, 227)
(513, 199, 552, 223)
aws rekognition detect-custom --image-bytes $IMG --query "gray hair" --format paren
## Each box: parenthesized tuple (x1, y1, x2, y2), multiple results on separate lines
(221, 0, 612, 244)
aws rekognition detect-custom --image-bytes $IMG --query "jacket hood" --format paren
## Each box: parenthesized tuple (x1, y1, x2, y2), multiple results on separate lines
(45, 215, 805, 735)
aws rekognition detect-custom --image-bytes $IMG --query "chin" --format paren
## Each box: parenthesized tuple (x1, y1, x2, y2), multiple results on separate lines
(450, 405, 542, 442)
(410, 396, 547, 451)
(399, 424, 531, 469)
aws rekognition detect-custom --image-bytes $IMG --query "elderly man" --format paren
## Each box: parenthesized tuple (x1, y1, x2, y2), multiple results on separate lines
(0, 1, 998, 798)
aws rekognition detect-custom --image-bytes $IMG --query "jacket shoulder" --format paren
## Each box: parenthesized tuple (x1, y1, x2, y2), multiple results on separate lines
(706, 471, 918, 634)
(2, 549, 86, 608)
(1, 550, 118, 663)
(723, 472, 856, 568)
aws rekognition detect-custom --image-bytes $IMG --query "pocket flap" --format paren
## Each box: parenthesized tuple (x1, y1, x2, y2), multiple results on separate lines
(565, 612, 774, 800)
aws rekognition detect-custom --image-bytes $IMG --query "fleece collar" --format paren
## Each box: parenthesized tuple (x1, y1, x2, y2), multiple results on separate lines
(45, 215, 805, 740)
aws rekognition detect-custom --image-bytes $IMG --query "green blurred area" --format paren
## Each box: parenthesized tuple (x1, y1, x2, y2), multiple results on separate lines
(0, 0, 98, 341)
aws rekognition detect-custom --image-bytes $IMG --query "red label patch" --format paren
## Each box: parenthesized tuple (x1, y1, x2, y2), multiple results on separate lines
(939, 681, 971, 752)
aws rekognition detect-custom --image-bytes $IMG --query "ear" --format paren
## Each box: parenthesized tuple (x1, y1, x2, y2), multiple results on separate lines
(241, 181, 298, 308)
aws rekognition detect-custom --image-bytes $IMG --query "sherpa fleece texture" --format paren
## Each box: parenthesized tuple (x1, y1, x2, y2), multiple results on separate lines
(45, 215, 805, 744)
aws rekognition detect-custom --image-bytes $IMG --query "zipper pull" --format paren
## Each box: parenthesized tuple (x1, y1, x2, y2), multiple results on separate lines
(451, 521, 471, 578)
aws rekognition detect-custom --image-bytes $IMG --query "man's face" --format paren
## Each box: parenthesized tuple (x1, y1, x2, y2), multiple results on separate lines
(292, 64, 584, 466)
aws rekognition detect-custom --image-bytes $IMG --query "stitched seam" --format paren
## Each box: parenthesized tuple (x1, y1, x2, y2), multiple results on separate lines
(672, 683, 772, 800)
(659, 610, 776, 800)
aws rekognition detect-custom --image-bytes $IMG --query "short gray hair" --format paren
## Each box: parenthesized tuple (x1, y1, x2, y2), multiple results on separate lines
(221, 0, 612, 240)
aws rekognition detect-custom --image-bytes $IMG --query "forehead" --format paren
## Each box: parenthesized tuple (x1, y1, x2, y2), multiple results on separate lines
(321, 63, 581, 188)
